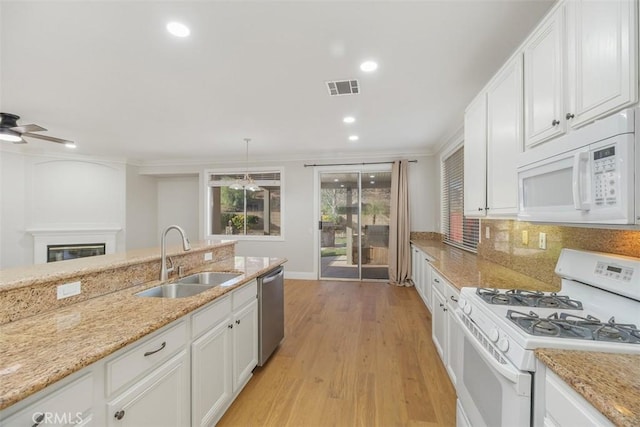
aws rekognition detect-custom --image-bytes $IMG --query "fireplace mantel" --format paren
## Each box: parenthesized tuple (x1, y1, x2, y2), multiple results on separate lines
(27, 225, 121, 264)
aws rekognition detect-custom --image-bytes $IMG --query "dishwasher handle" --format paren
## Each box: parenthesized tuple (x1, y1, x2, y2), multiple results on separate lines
(261, 266, 284, 284)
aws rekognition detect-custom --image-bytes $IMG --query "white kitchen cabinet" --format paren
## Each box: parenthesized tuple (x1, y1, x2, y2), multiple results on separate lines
(524, 4, 566, 148)
(524, 0, 637, 149)
(107, 350, 190, 427)
(191, 300, 233, 427)
(430, 269, 461, 387)
(1, 373, 94, 427)
(535, 367, 614, 427)
(232, 298, 258, 391)
(411, 245, 432, 311)
(566, 0, 637, 129)
(463, 91, 487, 217)
(486, 55, 523, 216)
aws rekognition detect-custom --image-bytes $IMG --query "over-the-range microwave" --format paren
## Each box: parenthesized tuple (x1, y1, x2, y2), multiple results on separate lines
(517, 108, 639, 225)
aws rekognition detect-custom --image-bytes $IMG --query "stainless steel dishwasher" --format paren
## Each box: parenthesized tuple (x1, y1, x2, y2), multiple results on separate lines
(257, 265, 285, 366)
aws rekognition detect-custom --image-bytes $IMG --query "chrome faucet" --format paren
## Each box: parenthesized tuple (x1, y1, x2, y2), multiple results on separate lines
(160, 225, 192, 281)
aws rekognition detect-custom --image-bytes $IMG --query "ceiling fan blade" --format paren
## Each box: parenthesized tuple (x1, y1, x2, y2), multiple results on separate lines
(22, 132, 73, 145)
(11, 124, 47, 133)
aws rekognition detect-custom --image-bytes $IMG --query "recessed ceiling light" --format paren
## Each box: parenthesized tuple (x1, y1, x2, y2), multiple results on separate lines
(340, 184, 345, 188)
(343, 116, 355, 124)
(370, 175, 375, 178)
(167, 22, 190, 38)
(348, 135, 359, 141)
(360, 60, 378, 72)
(370, 181, 375, 184)
(65, 142, 77, 149)
(334, 178, 339, 182)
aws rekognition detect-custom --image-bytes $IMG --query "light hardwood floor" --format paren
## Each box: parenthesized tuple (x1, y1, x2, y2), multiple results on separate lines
(218, 279, 456, 427)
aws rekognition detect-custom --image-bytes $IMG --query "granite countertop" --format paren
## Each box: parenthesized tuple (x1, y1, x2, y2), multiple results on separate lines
(410, 238, 560, 292)
(535, 349, 640, 427)
(0, 255, 285, 410)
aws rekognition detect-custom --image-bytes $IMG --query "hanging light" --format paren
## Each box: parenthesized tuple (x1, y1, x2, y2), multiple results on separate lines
(229, 138, 262, 192)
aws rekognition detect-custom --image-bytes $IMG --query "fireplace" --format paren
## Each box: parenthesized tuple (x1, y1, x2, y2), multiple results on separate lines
(28, 226, 121, 264)
(47, 243, 106, 263)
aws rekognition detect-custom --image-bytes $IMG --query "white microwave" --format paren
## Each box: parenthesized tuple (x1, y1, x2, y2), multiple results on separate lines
(517, 109, 638, 224)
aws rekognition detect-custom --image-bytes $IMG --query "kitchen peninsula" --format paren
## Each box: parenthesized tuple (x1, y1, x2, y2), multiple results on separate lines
(0, 239, 286, 426)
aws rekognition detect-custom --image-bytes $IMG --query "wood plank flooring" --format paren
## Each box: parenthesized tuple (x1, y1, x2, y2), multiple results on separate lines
(218, 279, 456, 427)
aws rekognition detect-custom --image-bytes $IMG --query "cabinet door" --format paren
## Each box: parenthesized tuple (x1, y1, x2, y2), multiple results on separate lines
(524, 5, 566, 148)
(232, 299, 258, 391)
(421, 260, 432, 311)
(411, 246, 421, 294)
(108, 351, 190, 427)
(567, 0, 638, 128)
(486, 55, 523, 216)
(463, 92, 487, 217)
(431, 287, 447, 362)
(191, 318, 232, 427)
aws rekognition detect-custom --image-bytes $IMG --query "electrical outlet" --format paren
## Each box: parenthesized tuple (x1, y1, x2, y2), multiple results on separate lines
(538, 232, 547, 250)
(57, 281, 81, 300)
(522, 230, 529, 245)
(485, 226, 490, 239)
(204, 252, 213, 261)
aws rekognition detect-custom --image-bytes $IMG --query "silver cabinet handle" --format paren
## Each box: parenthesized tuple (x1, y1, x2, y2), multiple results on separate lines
(228, 324, 233, 329)
(566, 113, 575, 120)
(434, 278, 440, 283)
(552, 119, 560, 126)
(450, 296, 458, 302)
(235, 319, 241, 325)
(114, 410, 125, 420)
(143, 341, 166, 357)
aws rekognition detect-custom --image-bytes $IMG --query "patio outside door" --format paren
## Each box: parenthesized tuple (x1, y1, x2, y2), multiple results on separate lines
(319, 170, 391, 280)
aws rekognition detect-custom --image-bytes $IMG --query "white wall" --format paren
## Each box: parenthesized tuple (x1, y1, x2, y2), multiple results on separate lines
(156, 175, 200, 247)
(0, 149, 126, 269)
(125, 164, 157, 250)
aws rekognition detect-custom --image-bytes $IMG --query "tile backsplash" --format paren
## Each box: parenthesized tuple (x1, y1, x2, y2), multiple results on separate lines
(479, 220, 640, 285)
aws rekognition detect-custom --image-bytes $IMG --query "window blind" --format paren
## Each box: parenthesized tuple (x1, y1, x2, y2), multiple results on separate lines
(441, 146, 479, 252)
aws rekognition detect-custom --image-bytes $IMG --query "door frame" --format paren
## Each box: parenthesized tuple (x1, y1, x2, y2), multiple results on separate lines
(313, 164, 392, 280)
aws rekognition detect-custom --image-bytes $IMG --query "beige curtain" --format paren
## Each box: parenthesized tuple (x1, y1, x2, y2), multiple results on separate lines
(388, 159, 412, 286)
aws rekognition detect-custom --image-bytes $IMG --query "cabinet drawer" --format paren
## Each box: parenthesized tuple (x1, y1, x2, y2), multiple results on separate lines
(431, 270, 445, 295)
(2, 373, 93, 427)
(106, 320, 188, 395)
(232, 280, 257, 310)
(192, 295, 232, 339)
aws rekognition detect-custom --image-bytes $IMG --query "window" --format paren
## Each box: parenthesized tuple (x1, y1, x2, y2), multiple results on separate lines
(206, 169, 283, 239)
(441, 146, 479, 251)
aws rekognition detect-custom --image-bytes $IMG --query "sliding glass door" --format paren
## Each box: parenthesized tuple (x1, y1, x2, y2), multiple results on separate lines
(319, 170, 391, 281)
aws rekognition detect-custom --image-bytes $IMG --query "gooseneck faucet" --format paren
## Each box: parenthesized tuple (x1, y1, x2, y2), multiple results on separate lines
(160, 225, 192, 281)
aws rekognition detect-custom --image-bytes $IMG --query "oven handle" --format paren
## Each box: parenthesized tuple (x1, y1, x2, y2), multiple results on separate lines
(572, 151, 591, 211)
(455, 310, 530, 396)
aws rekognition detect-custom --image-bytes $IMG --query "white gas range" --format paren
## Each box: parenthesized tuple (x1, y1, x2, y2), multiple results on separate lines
(453, 249, 640, 427)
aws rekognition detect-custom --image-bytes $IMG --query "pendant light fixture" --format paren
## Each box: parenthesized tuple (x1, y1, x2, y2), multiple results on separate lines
(229, 138, 261, 192)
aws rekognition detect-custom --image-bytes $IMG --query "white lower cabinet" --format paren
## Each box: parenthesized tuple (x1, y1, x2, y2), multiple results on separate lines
(232, 299, 258, 391)
(411, 244, 432, 311)
(535, 367, 614, 427)
(1, 372, 94, 427)
(107, 351, 190, 427)
(430, 268, 461, 388)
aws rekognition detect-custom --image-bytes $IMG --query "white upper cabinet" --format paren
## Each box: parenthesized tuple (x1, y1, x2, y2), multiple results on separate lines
(567, 0, 638, 128)
(524, 0, 638, 149)
(486, 55, 523, 216)
(464, 92, 487, 217)
(524, 5, 566, 148)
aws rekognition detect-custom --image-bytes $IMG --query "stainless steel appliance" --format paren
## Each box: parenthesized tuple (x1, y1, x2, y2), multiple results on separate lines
(517, 108, 638, 224)
(257, 266, 285, 366)
(454, 249, 640, 427)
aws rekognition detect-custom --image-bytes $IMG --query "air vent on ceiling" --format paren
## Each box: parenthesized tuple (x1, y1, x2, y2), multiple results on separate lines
(326, 79, 359, 96)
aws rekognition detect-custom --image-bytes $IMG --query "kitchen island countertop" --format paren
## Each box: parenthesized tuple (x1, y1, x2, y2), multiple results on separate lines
(0, 255, 285, 410)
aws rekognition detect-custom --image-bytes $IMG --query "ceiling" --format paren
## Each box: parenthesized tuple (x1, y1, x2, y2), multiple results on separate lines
(0, 0, 554, 163)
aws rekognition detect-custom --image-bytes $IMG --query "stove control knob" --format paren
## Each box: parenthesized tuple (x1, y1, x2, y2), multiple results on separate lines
(463, 303, 472, 315)
(497, 337, 509, 352)
(488, 328, 500, 343)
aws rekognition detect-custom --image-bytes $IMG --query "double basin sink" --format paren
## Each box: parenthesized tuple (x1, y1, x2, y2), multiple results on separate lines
(136, 272, 242, 299)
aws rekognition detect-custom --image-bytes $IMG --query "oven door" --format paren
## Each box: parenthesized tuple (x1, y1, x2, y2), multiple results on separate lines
(455, 310, 532, 427)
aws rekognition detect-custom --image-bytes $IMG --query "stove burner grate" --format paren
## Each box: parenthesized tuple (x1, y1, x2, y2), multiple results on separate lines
(476, 288, 583, 310)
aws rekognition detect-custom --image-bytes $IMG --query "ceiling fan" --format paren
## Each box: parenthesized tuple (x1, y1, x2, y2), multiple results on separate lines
(0, 112, 76, 147)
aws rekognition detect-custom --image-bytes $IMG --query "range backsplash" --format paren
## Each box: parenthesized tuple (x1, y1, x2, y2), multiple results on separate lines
(478, 220, 640, 286)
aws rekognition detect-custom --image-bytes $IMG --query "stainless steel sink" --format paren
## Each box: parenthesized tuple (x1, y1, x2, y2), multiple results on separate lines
(135, 271, 242, 298)
(176, 271, 242, 286)
(135, 283, 215, 298)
